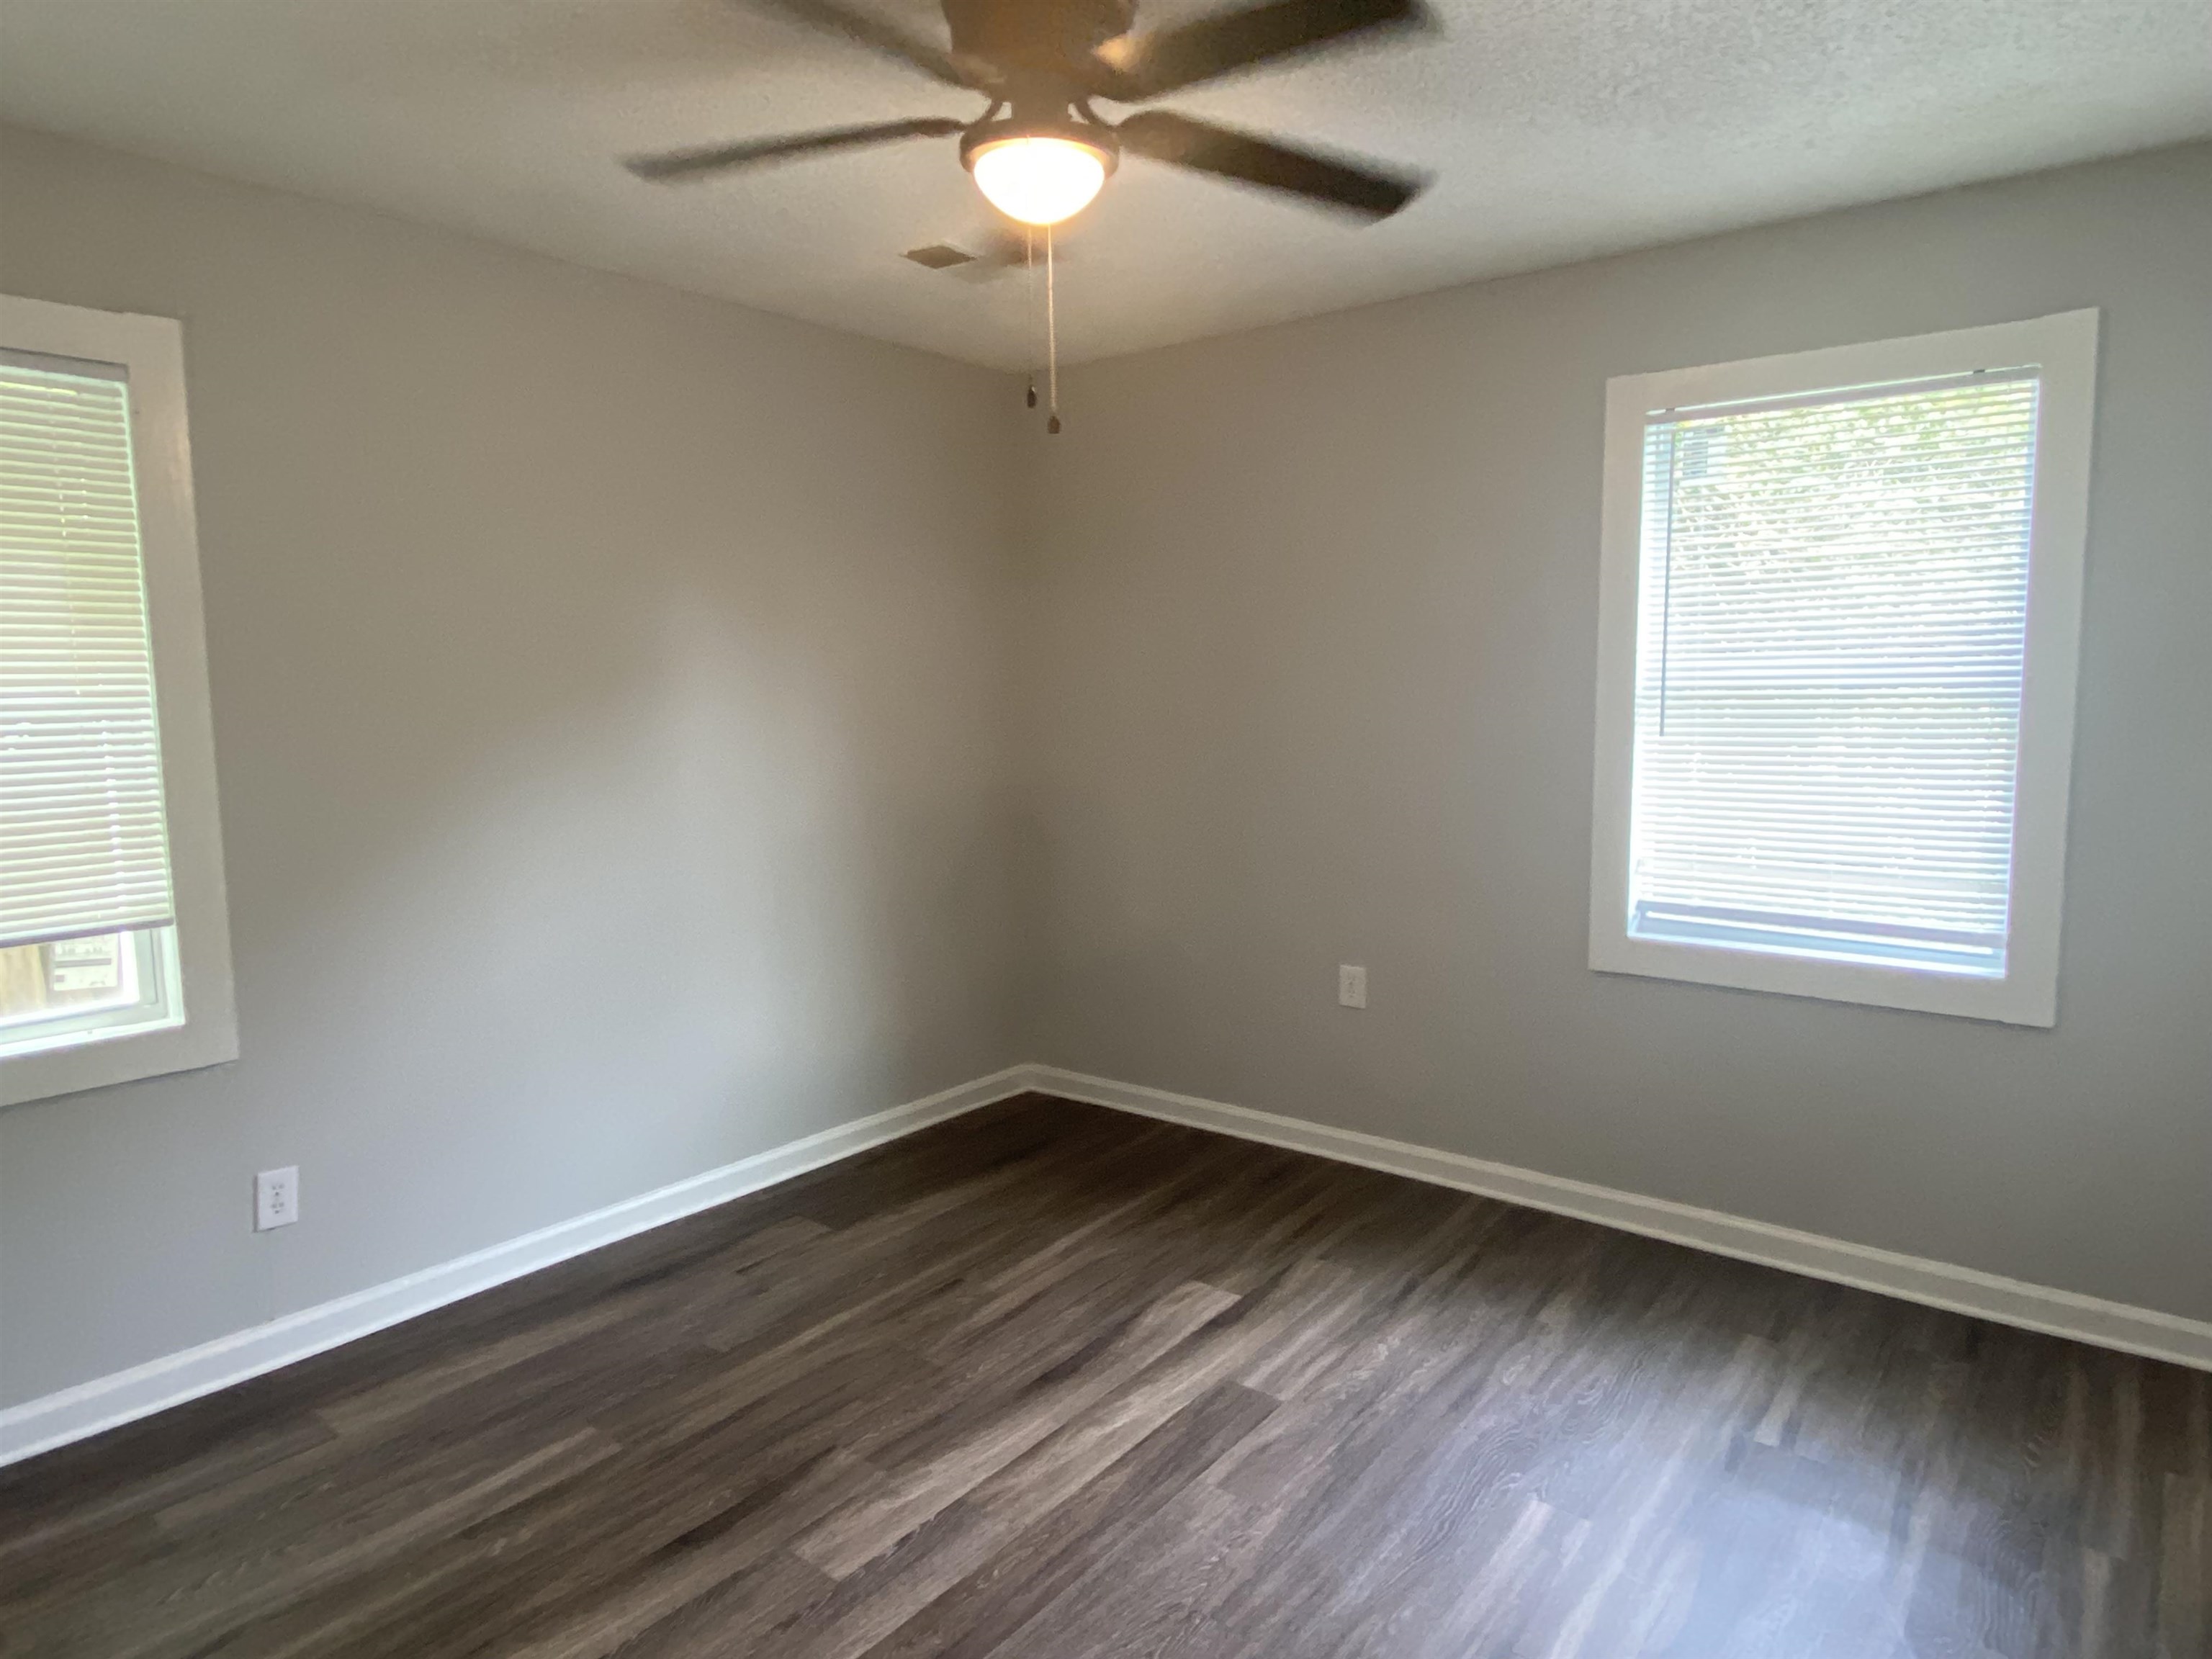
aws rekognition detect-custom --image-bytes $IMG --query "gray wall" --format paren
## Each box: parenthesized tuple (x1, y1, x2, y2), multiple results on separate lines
(1018, 143, 2212, 1324)
(0, 126, 1025, 1407)
(6, 128, 2207, 1414)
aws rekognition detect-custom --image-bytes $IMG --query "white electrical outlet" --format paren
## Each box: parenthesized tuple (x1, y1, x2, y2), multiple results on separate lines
(1338, 964, 1367, 1009)
(255, 1166, 300, 1231)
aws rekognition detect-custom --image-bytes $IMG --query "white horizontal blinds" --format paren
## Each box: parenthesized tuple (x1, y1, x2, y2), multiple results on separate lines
(1627, 369, 2041, 976)
(0, 351, 177, 949)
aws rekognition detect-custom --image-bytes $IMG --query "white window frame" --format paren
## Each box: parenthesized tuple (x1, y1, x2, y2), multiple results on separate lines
(1, 295, 237, 1105)
(1588, 311, 2097, 1027)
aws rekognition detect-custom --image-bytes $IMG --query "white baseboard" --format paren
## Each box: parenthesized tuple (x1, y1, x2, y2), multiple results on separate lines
(1033, 1065, 2212, 1374)
(11, 1060, 2203, 1470)
(0, 1066, 1034, 1467)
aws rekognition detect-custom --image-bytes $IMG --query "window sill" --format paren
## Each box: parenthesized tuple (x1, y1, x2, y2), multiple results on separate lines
(1588, 930, 2056, 1026)
(0, 1015, 238, 1108)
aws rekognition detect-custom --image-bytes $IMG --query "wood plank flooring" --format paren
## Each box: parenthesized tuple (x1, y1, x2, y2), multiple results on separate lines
(4, 1093, 2206, 1658)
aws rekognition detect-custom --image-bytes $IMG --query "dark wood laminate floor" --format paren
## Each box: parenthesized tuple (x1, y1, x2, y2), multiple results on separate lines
(4, 1095, 2207, 1659)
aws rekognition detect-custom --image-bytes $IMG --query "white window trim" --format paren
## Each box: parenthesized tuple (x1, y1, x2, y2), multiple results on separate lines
(1, 295, 238, 1105)
(1588, 310, 2098, 1027)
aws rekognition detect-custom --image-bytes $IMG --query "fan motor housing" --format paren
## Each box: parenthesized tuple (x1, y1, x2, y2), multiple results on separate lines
(943, 0, 1137, 68)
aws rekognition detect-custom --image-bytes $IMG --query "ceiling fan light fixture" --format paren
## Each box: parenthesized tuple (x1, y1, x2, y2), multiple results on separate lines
(963, 128, 1117, 226)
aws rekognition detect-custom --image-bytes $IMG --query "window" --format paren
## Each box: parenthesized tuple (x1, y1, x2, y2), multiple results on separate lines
(1, 295, 235, 1105)
(1588, 313, 2096, 1025)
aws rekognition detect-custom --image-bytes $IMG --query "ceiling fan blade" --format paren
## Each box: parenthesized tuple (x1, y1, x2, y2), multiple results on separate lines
(1115, 110, 1422, 218)
(1082, 0, 1428, 100)
(626, 117, 967, 181)
(748, 0, 990, 89)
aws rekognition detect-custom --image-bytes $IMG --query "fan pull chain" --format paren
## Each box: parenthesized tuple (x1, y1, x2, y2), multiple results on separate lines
(1045, 222, 1061, 435)
(1024, 225, 1038, 409)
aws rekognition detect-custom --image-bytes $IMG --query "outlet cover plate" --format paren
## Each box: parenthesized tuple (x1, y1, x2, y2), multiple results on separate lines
(255, 1166, 299, 1231)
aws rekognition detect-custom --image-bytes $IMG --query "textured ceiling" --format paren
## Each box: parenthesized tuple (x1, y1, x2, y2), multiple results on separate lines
(2, 0, 2208, 369)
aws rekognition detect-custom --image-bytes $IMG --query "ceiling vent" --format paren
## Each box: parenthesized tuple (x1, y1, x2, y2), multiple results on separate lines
(902, 243, 977, 270)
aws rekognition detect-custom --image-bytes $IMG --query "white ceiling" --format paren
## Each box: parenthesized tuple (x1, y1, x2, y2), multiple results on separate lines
(3, 0, 2208, 369)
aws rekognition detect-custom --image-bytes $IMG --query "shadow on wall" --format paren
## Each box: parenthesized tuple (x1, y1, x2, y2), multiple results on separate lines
(0, 117, 1027, 1407)
(205, 503, 1021, 1307)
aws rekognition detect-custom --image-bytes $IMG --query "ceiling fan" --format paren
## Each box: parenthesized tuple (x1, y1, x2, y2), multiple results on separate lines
(625, 0, 1433, 227)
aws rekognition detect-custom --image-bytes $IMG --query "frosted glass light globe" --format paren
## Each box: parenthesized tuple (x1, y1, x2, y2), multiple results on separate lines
(968, 136, 1109, 226)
